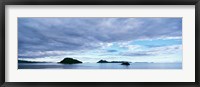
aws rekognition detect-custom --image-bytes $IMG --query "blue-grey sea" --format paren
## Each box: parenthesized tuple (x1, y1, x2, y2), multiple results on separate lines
(18, 62, 182, 69)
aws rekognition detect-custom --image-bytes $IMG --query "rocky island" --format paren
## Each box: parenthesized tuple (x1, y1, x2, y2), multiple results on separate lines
(59, 58, 82, 64)
(121, 62, 130, 65)
(97, 60, 109, 63)
(97, 60, 130, 66)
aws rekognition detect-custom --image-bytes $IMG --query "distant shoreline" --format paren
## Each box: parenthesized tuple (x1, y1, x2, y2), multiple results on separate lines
(18, 60, 181, 64)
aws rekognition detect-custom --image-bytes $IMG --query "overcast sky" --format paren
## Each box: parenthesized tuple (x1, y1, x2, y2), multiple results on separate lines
(18, 18, 182, 63)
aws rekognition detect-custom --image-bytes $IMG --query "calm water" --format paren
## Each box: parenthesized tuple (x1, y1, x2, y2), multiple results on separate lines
(18, 63, 182, 69)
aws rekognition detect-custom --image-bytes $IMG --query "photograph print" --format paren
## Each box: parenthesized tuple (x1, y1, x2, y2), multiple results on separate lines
(18, 17, 182, 69)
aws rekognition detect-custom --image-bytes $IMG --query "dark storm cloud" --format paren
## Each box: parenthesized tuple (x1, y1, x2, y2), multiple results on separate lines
(18, 18, 182, 58)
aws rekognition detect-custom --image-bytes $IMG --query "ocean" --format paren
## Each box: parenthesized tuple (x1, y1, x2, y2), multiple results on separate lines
(18, 62, 182, 69)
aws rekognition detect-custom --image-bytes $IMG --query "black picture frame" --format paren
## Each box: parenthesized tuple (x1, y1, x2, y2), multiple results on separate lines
(0, 0, 199, 87)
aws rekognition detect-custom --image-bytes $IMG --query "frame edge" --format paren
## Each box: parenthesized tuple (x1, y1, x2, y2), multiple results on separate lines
(1, 0, 200, 87)
(195, 1, 200, 85)
(0, 0, 5, 86)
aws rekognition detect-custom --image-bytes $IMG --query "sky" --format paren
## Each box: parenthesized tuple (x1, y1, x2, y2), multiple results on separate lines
(18, 18, 182, 63)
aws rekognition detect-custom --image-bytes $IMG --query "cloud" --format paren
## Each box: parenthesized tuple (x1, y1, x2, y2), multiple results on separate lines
(120, 45, 182, 57)
(18, 51, 77, 58)
(107, 50, 118, 52)
(122, 52, 153, 56)
(18, 18, 182, 58)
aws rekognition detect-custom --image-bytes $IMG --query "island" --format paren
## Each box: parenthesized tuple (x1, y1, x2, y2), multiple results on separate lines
(97, 60, 109, 63)
(121, 62, 130, 65)
(59, 58, 82, 64)
(97, 60, 130, 66)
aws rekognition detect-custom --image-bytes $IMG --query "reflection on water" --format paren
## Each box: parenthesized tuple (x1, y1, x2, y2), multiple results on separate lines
(18, 63, 182, 69)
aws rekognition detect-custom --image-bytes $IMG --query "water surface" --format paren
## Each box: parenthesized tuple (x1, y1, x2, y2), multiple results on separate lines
(18, 62, 182, 69)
